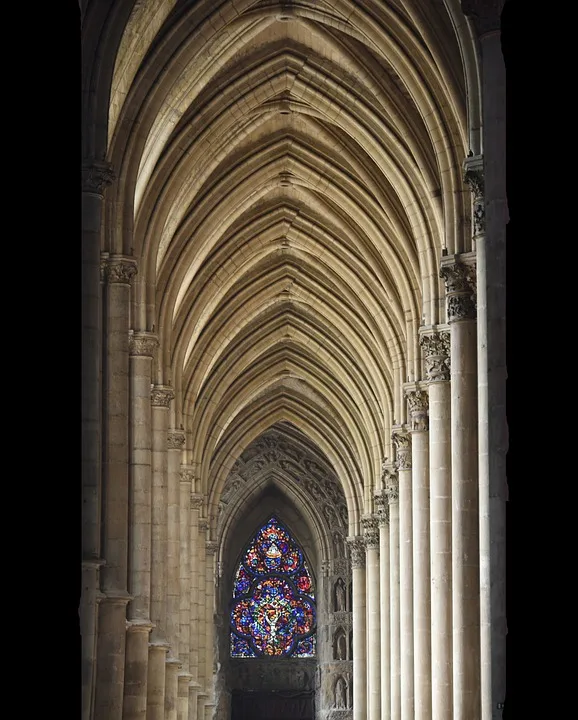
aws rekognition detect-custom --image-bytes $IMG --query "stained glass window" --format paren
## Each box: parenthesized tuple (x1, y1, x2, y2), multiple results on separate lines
(230, 515, 316, 657)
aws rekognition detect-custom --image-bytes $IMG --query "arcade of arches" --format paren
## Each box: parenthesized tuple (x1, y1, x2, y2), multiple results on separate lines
(81, 1, 508, 719)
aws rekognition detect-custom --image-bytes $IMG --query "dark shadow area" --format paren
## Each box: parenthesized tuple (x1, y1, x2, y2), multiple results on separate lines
(230, 690, 314, 720)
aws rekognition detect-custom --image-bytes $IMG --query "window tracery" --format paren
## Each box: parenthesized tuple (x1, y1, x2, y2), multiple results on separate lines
(230, 515, 316, 657)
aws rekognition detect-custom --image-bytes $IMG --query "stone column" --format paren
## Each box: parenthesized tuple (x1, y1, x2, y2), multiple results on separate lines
(179, 467, 194, 720)
(480, 19, 508, 718)
(165, 657, 182, 720)
(462, 6, 509, 704)
(464, 155, 496, 720)
(363, 514, 381, 720)
(347, 536, 367, 720)
(406, 387, 431, 720)
(440, 258, 480, 720)
(420, 331, 452, 720)
(189, 494, 204, 720)
(178, 673, 193, 720)
(81, 161, 114, 720)
(147, 642, 170, 720)
(123, 331, 158, 720)
(196, 518, 208, 719)
(166, 433, 183, 720)
(167, 430, 185, 657)
(375, 486, 390, 720)
(81, 558, 104, 720)
(94, 254, 137, 720)
(124, 620, 154, 720)
(148, 385, 174, 717)
(150, 385, 174, 642)
(392, 428, 413, 720)
(385, 468, 400, 720)
(205, 540, 218, 705)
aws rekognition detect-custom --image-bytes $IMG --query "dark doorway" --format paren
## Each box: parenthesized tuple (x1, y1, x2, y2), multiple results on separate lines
(231, 690, 314, 720)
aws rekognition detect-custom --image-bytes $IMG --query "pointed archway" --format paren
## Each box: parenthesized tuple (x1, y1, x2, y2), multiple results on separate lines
(215, 425, 352, 718)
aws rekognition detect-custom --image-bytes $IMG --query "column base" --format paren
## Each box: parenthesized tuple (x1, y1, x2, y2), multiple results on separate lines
(196, 691, 208, 720)
(123, 620, 154, 720)
(188, 682, 201, 720)
(80, 558, 106, 720)
(94, 590, 131, 720)
(177, 673, 193, 720)
(165, 657, 182, 720)
(147, 641, 170, 720)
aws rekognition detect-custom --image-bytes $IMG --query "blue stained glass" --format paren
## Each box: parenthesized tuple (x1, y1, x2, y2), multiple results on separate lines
(230, 515, 316, 657)
(230, 635, 256, 657)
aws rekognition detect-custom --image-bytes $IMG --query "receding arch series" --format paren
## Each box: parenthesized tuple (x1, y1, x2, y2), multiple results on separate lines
(82, 2, 508, 719)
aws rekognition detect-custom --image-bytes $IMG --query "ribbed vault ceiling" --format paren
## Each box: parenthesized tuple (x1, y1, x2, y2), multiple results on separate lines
(106, 0, 471, 533)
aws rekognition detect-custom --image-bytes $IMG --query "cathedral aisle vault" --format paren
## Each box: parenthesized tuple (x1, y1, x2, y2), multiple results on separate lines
(81, 1, 508, 719)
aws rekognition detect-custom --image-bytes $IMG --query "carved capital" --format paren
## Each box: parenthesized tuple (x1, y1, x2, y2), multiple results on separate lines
(167, 431, 186, 450)
(347, 537, 366, 569)
(465, 264, 478, 308)
(464, 155, 485, 236)
(104, 256, 137, 285)
(362, 514, 380, 547)
(198, 518, 209, 534)
(420, 331, 450, 382)
(439, 261, 471, 294)
(447, 293, 477, 321)
(333, 559, 349, 577)
(463, 155, 484, 198)
(461, 0, 504, 37)
(380, 456, 390, 487)
(190, 493, 203, 510)
(384, 468, 399, 504)
(129, 332, 158, 357)
(440, 260, 476, 322)
(406, 388, 429, 432)
(82, 161, 115, 195)
(472, 197, 485, 236)
(100, 253, 109, 284)
(464, 155, 486, 237)
(205, 541, 218, 556)
(151, 385, 174, 408)
(180, 468, 194, 485)
(374, 491, 390, 526)
(392, 430, 412, 470)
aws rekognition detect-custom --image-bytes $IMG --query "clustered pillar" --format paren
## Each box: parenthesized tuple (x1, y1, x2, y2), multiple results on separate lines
(124, 331, 158, 720)
(406, 387, 431, 720)
(440, 258, 480, 720)
(95, 254, 137, 720)
(347, 536, 367, 720)
(385, 466, 400, 720)
(363, 514, 381, 720)
(188, 492, 204, 718)
(375, 485, 390, 720)
(83, 275, 218, 720)
(177, 468, 194, 720)
(357, 257, 485, 720)
(420, 331, 452, 720)
(81, 161, 115, 720)
(392, 428, 413, 720)
(196, 518, 209, 718)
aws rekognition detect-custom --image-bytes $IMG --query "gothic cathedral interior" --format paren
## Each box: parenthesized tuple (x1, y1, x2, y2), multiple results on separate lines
(81, 1, 509, 719)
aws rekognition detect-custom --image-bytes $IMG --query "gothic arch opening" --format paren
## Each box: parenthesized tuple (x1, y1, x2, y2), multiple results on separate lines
(214, 426, 352, 719)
